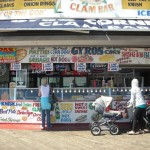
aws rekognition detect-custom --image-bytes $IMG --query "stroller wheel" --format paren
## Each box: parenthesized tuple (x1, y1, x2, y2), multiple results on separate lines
(109, 125, 119, 135)
(89, 122, 99, 129)
(145, 123, 150, 130)
(91, 126, 101, 136)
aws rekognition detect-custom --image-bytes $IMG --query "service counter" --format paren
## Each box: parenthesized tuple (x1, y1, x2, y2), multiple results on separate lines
(0, 87, 150, 124)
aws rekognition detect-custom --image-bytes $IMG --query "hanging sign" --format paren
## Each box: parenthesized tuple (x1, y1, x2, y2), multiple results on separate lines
(42, 63, 53, 71)
(108, 63, 119, 71)
(76, 63, 86, 72)
(10, 62, 21, 70)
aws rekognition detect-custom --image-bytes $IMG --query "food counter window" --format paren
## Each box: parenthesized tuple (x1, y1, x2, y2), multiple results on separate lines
(63, 77, 74, 87)
(75, 77, 87, 87)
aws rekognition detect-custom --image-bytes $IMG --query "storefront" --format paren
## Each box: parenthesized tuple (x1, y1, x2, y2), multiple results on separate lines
(0, 0, 150, 125)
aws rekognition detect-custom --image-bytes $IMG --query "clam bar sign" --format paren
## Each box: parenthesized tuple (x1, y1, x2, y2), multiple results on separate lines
(0, 19, 149, 31)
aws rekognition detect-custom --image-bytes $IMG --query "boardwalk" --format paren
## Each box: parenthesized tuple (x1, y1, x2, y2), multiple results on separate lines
(0, 126, 150, 150)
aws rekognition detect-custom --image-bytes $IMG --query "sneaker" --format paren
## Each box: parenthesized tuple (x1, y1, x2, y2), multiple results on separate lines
(46, 125, 52, 130)
(144, 129, 150, 133)
(137, 130, 145, 134)
(127, 131, 135, 135)
(40, 125, 45, 130)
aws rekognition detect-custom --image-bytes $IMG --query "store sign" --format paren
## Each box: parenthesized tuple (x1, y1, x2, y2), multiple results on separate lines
(100, 19, 150, 30)
(0, 19, 149, 31)
(0, 101, 135, 124)
(10, 62, 21, 70)
(108, 63, 119, 72)
(0, 0, 56, 20)
(0, 0, 150, 19)
(30, 63, 46, 74)
(76, 63, 86, 72)
(42, 63, 53, 71)
(122, 0, 150, 10)
(1, 47, 150, 65)
(0, 48, 16, 63)
(59, 0, 150, 19)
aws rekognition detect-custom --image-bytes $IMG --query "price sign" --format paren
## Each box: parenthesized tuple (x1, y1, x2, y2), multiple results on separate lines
(108, 63, 119, 72)
(42, 63, 53, 71)
(10, 62, 21, 70)
(76, 63, 86, 72)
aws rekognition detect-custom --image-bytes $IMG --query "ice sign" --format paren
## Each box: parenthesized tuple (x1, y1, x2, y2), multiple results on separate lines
(42, 63, 53, 71)
(10, 62, 21, 70)
(76, 63, 86, 72)
(108, 63, 119, 72)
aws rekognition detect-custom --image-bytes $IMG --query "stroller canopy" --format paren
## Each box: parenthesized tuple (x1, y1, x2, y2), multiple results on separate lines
(94, 96, 113, 110)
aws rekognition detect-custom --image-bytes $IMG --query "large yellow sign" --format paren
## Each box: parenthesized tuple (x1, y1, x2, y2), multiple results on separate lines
(0, 0, 56, 10)
(122, 0, 150, 9)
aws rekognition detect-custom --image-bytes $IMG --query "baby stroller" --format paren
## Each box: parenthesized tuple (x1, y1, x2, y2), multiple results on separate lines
(90, 96, 122, 136)
(143, 105, 150, 130)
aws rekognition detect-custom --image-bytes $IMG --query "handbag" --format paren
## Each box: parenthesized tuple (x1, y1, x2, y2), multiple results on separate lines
(49, 93, 58, 111)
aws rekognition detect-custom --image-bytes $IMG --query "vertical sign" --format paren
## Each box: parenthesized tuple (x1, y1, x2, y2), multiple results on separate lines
(42, 63, 53, 71)
(10, 62, 21, 70)
(108, 63, 119, 71)
(76, 63, 86, 72)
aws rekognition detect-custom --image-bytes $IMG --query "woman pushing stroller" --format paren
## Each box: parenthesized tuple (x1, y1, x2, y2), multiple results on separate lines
(127, 78, 147, 135)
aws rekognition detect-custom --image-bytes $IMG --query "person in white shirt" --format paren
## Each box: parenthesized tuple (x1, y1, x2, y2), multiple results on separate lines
(127, 78, 146, 135)
(38, 77, 52, 130)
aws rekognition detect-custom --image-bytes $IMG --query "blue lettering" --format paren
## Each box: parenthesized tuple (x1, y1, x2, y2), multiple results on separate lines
(138, 10, 150, 16)
(71, 47, 103, 55)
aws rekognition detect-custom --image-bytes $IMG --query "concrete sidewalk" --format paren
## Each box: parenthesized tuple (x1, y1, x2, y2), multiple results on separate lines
(0, 127, 150, 150)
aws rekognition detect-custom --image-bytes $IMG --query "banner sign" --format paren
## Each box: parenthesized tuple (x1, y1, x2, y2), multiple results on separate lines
(0, 0, 150, 19)
(0, 101, 132, 124)
(0, 19, 149, 31)
(11, 47, 150, 65)
(1, 47, 150, 65)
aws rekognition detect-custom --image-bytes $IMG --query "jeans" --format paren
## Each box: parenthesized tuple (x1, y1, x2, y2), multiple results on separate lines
(132, 107, 146, 131)
(41, 109, 51, 128)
